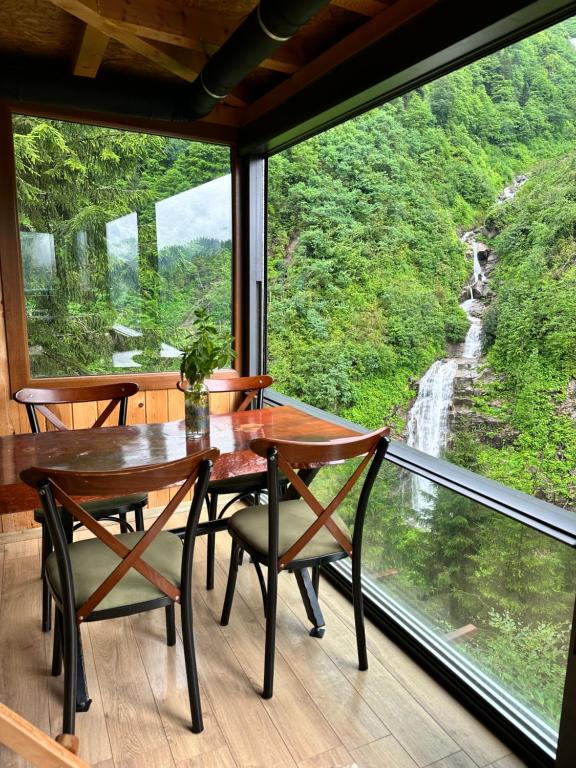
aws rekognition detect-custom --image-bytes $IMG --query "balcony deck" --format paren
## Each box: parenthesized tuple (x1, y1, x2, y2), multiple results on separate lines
(0, 522, 528, 768)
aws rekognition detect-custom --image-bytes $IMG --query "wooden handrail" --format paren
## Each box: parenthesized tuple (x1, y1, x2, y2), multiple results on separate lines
(0, 702, 89, 767)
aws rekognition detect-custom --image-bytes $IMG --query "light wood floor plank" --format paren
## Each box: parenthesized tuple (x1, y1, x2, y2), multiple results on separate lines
(190, 590, 297, 768)
(428, 751, 479, 768)
(351, 735, 419, 767)
(0, 554, 50, 768)
(489, 756, 527, 767)
(46, 622, 113, 765)
(114, 745, 177, 767)
(280, 578, 458, 767)
(323, 580, 511, 767)
(176, 743, 238, 767)
(298, 744, 357, 767)
(88, 617, 173, 765)
(230, 560, 390, 751)
(130, 606, 227, 763)
(203, 561, 342, 763)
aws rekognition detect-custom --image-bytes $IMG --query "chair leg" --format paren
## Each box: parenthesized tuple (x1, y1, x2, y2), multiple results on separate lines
(61, 613, 78, 735)
(134, 505, 145, 531)
(75, 629, 92, 713)
(220, 541, 241, 626)
(294, 568, 325, 638)
(352, 555, 368, 671)
(181, 599, 203, 733)
(52, 609, 63, 676)
(252, 560, 268, 619)
(165, 603, 176, 646)
(263, 564, 278, 699)
(119, 511, 128, 534)
(206, 492, 218, 590)
(41, 523, 52, 632)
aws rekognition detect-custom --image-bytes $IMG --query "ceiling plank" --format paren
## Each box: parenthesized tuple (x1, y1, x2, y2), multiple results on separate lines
(98, 0, 243, 47)
(50, 0, 203, 82)
(96, 0, 302, 74)
(330, 0, 389, 16)
(73, 24, 109, 77)
(242, 0, 440, 125)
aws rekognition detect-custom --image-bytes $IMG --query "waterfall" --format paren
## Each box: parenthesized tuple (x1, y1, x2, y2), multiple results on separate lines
(461, 298, 483, 359)
(405, 177, 524, 514)
(406, 359, 457, 512)
(407, 232, 485, 513)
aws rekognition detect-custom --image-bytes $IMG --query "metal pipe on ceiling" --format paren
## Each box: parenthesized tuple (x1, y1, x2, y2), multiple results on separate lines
(183, 0, 331, 119)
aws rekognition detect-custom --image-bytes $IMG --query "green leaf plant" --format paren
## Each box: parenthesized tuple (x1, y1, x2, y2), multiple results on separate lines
(179, 308, 235, 396)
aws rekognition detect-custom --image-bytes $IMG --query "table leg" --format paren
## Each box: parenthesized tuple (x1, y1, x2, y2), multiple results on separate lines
(294, 568, 325, 638)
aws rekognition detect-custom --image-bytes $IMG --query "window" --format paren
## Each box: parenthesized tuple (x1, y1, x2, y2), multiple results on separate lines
(12, 115, 232, 379)
(266, 14, 576, 757)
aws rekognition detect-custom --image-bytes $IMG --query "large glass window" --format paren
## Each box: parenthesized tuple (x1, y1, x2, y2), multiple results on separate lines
(266, 14, 576, 753)
(310, 460, 575, 750)
(13, 116, 232, 378)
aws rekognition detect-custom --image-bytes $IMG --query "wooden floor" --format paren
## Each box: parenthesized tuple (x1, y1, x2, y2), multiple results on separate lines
(0, 519, 528, 768)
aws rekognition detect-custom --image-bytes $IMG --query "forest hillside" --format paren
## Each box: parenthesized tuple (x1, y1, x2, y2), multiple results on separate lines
(267, 18, 576, 508)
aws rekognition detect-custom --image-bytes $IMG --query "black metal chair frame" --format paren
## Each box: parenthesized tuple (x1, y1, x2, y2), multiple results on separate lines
(22, 452, 216, 737)
(220, 429, 390, 698)
(203, 374, 275, 591)
(13, 384, 148, 632)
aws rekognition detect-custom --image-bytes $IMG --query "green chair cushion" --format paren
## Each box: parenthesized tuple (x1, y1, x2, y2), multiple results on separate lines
(229, 499, 351, 564)
(46, 531, 182, 613)
(34, 492, 147, 523)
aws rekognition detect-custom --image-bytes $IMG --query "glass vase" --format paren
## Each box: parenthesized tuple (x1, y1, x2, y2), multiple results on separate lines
(182, 382, 210, 438)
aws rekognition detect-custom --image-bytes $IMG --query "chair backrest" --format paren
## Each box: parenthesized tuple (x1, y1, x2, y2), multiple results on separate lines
(20, 449, 218, 623)
(14, 383, 139, 433)
(204, 374, 273, 412)
(250, 427, 390, 569)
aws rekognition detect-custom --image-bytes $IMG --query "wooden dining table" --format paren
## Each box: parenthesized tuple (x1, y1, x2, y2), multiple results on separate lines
(0, 403, 361, 712)
(0, 404, 361, 516)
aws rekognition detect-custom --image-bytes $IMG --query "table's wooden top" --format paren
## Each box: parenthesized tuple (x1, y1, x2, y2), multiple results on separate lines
(0, 406, 360, 515)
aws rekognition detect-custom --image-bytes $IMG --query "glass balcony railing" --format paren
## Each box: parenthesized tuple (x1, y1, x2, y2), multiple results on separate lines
(264, 388, 576, 766)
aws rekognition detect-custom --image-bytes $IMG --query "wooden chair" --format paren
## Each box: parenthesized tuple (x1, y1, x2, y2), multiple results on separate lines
(220, 427, 390, 698)
(14, 383, 148, 632)
(203, 374, 274, 590)
(0, 701, 88, 767)
(20, 448, 218, 736)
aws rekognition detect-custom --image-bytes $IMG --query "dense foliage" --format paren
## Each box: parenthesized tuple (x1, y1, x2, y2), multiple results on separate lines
(268, 20, 576, 433)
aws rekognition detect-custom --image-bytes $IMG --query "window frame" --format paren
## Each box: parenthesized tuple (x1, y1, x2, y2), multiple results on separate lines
(0, 102, 242, 392)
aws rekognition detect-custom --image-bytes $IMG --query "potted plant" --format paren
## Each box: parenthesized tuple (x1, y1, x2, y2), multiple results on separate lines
(178, 309, 234, 437)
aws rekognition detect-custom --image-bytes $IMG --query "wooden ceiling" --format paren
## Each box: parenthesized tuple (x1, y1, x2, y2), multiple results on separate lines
(2, 0, 575, 148)
(0, 0, 437, 128)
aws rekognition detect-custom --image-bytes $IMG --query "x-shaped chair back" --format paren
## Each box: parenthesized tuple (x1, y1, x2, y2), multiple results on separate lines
(21, 449, 219, 624)
(14, 383, 139, 433)
(204, 375, 273, 412)
(250, 426, 390, 570)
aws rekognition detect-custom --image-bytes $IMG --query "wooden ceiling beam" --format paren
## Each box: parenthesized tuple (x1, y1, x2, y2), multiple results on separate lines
(95, 0, 302, 74)
(72, 23, 108, 77)
(242, 0, 440, 125)
(49, 0, 212, 82)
